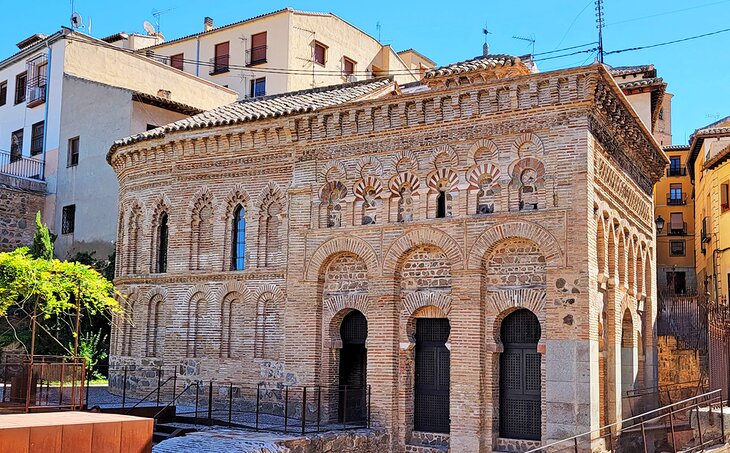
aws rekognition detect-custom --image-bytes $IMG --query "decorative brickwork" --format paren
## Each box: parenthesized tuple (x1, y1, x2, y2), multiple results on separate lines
(109, 63, 665, 452)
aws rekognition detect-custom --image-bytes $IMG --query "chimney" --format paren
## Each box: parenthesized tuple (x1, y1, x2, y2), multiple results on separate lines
(204, 17, 214, 32)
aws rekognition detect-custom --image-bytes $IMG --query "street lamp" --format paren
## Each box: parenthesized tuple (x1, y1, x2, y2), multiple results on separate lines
(655, 215, 665, 233)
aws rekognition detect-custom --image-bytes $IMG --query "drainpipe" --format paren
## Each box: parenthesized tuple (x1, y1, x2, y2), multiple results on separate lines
(195, 36, 200, 76)
(40, 42, 52, 181)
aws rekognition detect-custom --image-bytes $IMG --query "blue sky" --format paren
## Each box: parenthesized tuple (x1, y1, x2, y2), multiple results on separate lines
(2, 1, 728, 142)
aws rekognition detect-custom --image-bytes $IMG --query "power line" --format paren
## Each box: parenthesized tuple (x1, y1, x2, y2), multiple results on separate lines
(607, 0, 730, 26)
(533, 42, 597, 56)
(595, 0, 605, 63)
(605, 27, 730, 55)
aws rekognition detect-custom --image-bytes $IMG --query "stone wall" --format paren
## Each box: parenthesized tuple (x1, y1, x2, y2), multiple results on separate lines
(657, 335, 702, 390)
(0, 174, 46, 252)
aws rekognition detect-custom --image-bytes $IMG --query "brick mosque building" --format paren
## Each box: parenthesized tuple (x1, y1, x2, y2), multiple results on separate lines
(107, 55, 666, 451)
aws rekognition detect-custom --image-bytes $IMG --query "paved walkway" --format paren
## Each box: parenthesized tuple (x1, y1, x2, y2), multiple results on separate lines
(153, 429, 294, 453)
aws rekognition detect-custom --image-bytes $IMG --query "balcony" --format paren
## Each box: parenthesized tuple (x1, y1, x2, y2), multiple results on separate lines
(26, 75, 46, 108)
(667, 167, 687, 177)
(667, 193, 687, 205)
(667, 222, 687, 236)
(246, 45, 267, 66)
(209, 55, 230, 75)
(0, 150, 44, 180)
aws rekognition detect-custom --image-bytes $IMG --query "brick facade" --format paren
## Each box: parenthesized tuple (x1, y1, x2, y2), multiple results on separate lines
(108, 62, 665, 452)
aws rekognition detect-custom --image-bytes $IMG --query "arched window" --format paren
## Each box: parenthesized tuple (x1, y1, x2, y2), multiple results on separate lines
(436, 190, 447, 218)
(231, 205, 246, 270)
(156, 213, 168, 273)
(398, 184, 414, 222)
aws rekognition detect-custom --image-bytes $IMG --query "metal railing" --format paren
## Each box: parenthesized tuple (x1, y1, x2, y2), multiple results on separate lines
(246, 45, 267, 66)
(209, 55, 230, 74)
(668, 222, 688, 236)
(657, 294, 708, 351)
(27, 75, 46, 106)
(702, 217, 711, 243)
(667, 193, 687, 205)
(667, 167, 687, 177)
(0, 149, 44, 180)
(526, 390, 726, 453)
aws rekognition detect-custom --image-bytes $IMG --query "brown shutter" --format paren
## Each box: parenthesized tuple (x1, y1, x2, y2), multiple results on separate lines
(214, 42, 230, 71)
(250, 32, 267, 64)
(251, 32, 266, 48)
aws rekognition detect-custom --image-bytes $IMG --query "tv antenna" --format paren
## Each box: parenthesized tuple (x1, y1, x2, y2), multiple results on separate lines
(376, 21, 381, 42)
(152, 7, 175, 34)
(512, 34, 536, 56)
(595, 0, 605, 63)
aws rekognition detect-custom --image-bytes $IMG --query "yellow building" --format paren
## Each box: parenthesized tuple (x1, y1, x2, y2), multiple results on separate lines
(688, 116, 730, 303)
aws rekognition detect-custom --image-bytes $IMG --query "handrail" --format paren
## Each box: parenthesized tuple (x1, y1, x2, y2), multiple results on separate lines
(124, 375, 174, 413)
(153, 381, 199, 419)
(623, 379, 704, 398)
(525, 389, 722, 452)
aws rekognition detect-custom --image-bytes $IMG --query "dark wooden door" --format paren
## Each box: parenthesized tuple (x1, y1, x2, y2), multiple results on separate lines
(500, 309, 541, 440)
(339, 311, 367, 423)
(414, 318, 450, 433)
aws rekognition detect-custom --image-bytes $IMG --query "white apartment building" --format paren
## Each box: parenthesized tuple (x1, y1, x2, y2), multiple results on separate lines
(0, 28, 237, 258)
(145, 8, 434, 99)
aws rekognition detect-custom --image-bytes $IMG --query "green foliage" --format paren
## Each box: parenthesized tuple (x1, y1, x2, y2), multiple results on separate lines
(29, 212, 53, 261)
(0, 248, 122, 320)
(71, 330, 108, 380)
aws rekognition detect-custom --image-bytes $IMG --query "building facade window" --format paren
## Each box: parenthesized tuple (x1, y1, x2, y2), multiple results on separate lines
(343, 58, 355, 76)
(249, 32, 267, 65)
(170, 53, 184, 71)
(156, 213, 169, 273)
(231, 205, 246, 270)
(62, 205, 76, 234)
(314, 41, 327, 66)
(0, 80, 7, 106)
(14, 72, 27, 104)
(669, 240, 685, 256)
(27, 56, 47, 107)
(668, 183, 684, 205)
(721, 183, 729, 212)
(668, 156, 684, 176)
(68, 137, 79, 167)
(30, 121, 44, 155)
(10, 129, 23, 162)
(668, 212, 685, 235)
(213, 42, 230, 74)
(250, 78, 266, 98)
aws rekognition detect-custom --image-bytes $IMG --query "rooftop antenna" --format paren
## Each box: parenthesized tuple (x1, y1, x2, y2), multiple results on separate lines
(152, 7, 175, 34)
(143, 21, 156, 36)
(376, 21, 381, 43)
(482, 22, 491, 55)
(70, 0, 83, 29)
(512, 34, 536, 56)
(595, 0, 605, 63)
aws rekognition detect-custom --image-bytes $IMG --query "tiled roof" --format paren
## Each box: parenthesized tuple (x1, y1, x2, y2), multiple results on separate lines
(608, 65, 656, 77)
(131, 92, 203, 116)
(617, 77, 665, 90)
(704, 144, 730, 170)
(424, 54, 522, 79)
(110, 78, 395, 152)
(693, 115, 730, 136)
(663, 144, 689, 151)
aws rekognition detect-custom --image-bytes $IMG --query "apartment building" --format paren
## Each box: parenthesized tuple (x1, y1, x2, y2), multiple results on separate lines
(688, 116, 730, 304)
(0, 28, 237, 258)
(145, 8, 433, 99)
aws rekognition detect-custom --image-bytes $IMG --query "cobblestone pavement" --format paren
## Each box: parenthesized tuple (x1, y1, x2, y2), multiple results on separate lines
(152, 428, 298, 453)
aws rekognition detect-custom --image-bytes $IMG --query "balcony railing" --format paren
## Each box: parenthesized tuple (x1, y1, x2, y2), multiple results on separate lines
(667, 193, 687, 205)
(667, 167, 687, 177)
(246, 45, 267, 66)
(209, 55, 230, 75)
(27, 75, 46, 108)
(701, 217, 711, 243)
(0, 150, 44, 180)
(667, 222, 687, 236)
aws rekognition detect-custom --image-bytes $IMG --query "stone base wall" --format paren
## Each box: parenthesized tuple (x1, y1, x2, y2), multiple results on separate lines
(0, 174, 45, 252)
(657, 335, 702, 402)
(281, 429, 388, 453)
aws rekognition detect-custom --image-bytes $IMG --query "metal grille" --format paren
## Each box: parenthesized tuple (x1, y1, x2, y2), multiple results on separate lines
(414, 318, 450, 433)
(500, 309, 541, 440)
(340, 311, 368, 345)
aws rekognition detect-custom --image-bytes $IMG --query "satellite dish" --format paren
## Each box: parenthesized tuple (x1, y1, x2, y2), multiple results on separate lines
(143, 21, 156, 36)
(71, 12, 83, 29)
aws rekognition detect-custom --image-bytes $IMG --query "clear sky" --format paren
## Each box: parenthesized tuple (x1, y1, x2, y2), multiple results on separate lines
(2, 0, 728, 142)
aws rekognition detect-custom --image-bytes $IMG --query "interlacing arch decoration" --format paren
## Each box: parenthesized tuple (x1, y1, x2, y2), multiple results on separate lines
(427, 169, 459, 192)
(217, 280, 251, 359)
(468, 139, 499, 165)
(508, 157, 546, 211)
(305, 236, 380, 281)
(468, 220, 563, 270)
(466, 163, 502, 214)
(119, 200, 143, 275)
(356, 155, 383, 178)
(121, 291, 138, 356)
(510, 132, 545, 159)
(320, 181, 347, 228)
(319, 160, 347, 183)
(383, 228, 463, 274)
(149, 195, 171, 274)
(145, 286, 167, 357)
(389, 172, 420, 223)
(184, 285, 212, 358)
(222, 185, 251, 271)
(252, 284, 284, 360)
(257, 182, 286, 267)
(189, 189, 215, 271)
(430, 144, 459, 169)
(392, 150, 419, 173)
(354, 176, 383, 225)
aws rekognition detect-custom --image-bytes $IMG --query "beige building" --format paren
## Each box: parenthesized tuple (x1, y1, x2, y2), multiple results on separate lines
(143, 8, 433, 99)
(688, 116, 730, 304)
(108, 56, 665, 451)
(0, 28, 237, 257)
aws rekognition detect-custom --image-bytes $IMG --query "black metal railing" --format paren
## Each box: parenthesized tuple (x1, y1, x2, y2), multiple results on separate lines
(210, 55, 230, 74)
(667, 193, 687, 205)
(667, 222, 688, 236)
(0, 149, 44, 180)
(702, 217, 711, 243)
(246, 45, 267, 66)
(657, 294, 708, 351)
(27, 74, 47, 106)
(667, 167, 687, 177)
(526, 390, 727, 453)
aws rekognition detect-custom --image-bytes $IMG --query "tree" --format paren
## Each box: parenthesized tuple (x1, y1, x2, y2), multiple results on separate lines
(29, 212, 53, 261)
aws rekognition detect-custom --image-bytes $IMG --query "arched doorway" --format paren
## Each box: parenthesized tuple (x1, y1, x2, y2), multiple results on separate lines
(620, 308, 636, 418)
(500, 309, 541, 440)
(414, 317, 451, 433)
(339, 310, 367, 423)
